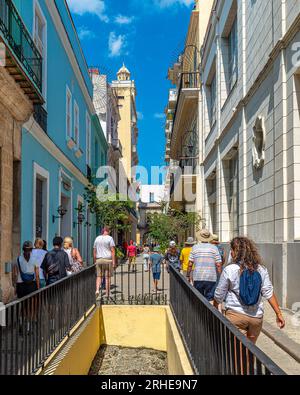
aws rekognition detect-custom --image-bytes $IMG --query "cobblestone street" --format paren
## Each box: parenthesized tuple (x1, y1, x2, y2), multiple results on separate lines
(89, 345, 168, 375)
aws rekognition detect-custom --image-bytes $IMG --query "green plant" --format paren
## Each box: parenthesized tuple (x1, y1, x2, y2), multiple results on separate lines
(84, 182, 135, 234)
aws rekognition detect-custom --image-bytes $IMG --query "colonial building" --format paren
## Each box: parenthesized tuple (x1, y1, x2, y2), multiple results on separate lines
(111, 64, 139, 241)
(137, 185, 165, 245)
(199, 0, 300, 308)
(90, 68, 122, 193)
(0, 0, 44, 302)
(164, 0, 214, 233)
(0, 0, 108, 302)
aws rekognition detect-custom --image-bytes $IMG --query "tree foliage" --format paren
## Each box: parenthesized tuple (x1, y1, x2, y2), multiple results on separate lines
(147, 208, 202, 251)
(84, 182, 134, 233)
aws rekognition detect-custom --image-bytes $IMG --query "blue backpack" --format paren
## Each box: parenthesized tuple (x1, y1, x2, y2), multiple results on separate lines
(239, 267, 262, 306)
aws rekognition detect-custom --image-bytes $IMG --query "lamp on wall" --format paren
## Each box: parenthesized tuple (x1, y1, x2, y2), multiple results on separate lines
(73, 212, 85, 228)
(52, 205, 67, 223)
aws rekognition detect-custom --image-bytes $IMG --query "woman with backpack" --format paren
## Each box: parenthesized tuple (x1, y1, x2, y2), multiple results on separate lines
(214, 237, 285, 344)
(14, 241, 40, 298)
(63, 237, 83, 273)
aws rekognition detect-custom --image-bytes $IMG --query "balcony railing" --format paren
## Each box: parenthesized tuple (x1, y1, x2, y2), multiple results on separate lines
(33, 104, 47, 132)
(112, 138, 123, 156)
(172, 72, 200, 141)
(0, 0, 42, 93)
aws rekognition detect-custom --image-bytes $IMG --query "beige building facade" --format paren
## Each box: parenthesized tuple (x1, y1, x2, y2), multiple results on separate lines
(199, 0, 300, 308)
(111, 65, 139, 241)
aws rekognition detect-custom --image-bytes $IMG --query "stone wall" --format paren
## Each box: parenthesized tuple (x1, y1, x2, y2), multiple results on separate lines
(0, 67, 33, 303)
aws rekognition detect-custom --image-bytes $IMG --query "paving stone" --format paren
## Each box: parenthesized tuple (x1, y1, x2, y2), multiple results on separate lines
(89, 345, 168, 375)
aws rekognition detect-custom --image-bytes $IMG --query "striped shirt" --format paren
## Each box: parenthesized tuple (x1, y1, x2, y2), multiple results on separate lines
(189, 243, 222, 282)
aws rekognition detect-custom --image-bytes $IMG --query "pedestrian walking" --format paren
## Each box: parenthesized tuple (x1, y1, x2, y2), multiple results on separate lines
(41, 237, 71, 285)
(164, 241, 181, 272)
(43, 240, 48, 251)
(180, 237, 195, 278)
(211, 234, 226, 271)
(127, 240, 137, 272)
(94, 226, 116, 298)
(214, 237, 285, 344)
(143, 244, 151, 272)
(31, 238, 47, 288)
(187, 229, 222, 303)
(14, 241, 40, 298)
(63, 236, 83, 273)
(150, 247, 163, 292)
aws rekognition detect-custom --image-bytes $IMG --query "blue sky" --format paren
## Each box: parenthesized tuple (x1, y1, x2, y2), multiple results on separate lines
(67, 0, 194, 184)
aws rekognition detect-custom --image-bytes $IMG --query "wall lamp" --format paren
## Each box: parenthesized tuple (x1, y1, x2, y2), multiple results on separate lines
(52, 205, 67, 223)
(73, 212, 85, 228)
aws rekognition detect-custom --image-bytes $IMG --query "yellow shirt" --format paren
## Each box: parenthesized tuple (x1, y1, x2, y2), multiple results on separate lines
(180, 247, 192, 272)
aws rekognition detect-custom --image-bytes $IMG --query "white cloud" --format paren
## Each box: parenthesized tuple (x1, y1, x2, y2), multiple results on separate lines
(137, 112, 144, 120)
(115, 15, 135, 25)
(154, 113, 165, 119)
(67, 0, 109, 22)
(78, 27, 96, 40)
(154, 0, 194, 8)
(108, 32, 127, 57)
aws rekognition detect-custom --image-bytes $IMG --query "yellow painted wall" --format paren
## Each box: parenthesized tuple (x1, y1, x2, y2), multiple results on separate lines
(100, 305, 167, 351)
(43, 309, 100, 376)
(42, 306, 193, 376)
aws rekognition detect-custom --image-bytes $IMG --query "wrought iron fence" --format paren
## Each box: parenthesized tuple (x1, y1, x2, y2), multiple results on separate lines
(0, 0, 42, 91)
(169, 265, 286, 375)
(33, 104, 47, 133)
(98, 261, 169, 306)
(0, 265, 96, 375)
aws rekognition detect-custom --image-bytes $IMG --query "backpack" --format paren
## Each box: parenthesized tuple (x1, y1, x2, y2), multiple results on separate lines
(238, 266, 262, 306)
(46, 251, 60, 276)
(17, 258, 35, 284)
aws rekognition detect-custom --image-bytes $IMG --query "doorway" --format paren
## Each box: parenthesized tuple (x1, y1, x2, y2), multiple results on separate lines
(60, 194, 71, 239)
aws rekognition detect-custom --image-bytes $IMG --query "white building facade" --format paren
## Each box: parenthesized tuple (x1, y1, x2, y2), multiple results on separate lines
(200, 0, 300, 308)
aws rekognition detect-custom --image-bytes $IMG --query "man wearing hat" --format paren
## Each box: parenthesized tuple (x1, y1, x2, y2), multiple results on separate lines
(180, 237, 195, 279)
(187, 229, 222, 303)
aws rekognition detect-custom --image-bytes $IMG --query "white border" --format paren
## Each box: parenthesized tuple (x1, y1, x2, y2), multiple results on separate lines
(33, 0, 48, 107)
(86, 111, 91, 166)
(66, 85, 72, 139)
(33, 162, 50, 246)
(74, 100, 80, 148)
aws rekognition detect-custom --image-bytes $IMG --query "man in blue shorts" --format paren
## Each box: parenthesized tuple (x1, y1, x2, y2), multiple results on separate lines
(150, 247, 163, 293)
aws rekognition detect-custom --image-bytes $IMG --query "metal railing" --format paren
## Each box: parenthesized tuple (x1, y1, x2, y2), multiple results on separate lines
(0, 265, 96, 375)
(0, 0, 42, 92)
(98, 261, 168, 306)
(169, 265, 286, 375)
(33, 104, 47, 133)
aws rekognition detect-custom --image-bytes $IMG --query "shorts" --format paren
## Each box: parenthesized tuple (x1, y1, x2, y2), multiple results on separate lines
(96, 259, 113, 277)
(194, 281, 216, 302)
(16, 282, 37, 298)
(128, 256, 136, 264)
(152, 272, 161, 281)
(225, 310, 263, 343)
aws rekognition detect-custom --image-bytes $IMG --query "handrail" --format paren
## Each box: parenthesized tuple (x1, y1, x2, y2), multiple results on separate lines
(0, 0, 42, 92)
(0, 265, 96, 375)
(169, 264, 286, 375)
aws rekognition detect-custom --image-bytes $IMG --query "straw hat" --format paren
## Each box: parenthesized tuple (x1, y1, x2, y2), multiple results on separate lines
(199, 229, 214, 243)
(212, 234, 219, 242)
(185, 237, 196, 246)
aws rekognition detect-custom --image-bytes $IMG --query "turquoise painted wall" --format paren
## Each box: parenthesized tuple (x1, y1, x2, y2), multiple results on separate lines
(16, 0, 107, 261)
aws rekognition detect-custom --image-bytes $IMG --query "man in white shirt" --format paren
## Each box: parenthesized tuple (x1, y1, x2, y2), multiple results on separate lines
(93, 226, 116, 298)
